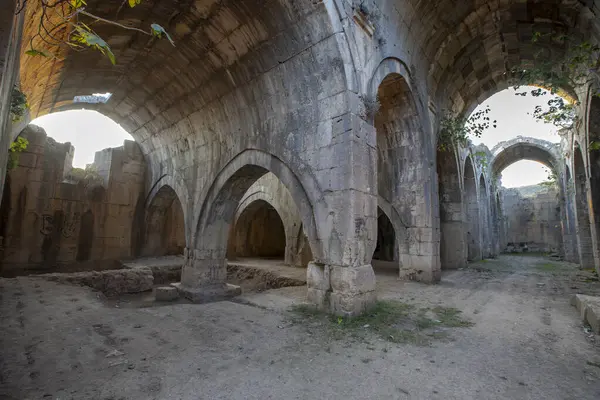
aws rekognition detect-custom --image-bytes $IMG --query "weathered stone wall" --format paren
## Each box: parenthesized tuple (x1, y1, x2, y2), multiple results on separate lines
(0, 124, 145, 276)
(501, 186, 563, 254)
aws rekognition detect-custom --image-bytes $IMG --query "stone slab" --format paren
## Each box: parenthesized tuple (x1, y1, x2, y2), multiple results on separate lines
(571, 294, 600, 334)
(154, 286, 179, 301)
(171, 282, 242, 303)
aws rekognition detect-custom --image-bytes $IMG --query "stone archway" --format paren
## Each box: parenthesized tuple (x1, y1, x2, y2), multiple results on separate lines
(138, 185, 185, 257)
(464, 155, 481, 261)
(227, 199, 286, 260)
(374, 71, 439, 282)
(490, 137, 567, 258)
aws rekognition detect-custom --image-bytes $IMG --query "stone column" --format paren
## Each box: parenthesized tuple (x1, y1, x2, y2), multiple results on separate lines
(305, 103, 378, 316)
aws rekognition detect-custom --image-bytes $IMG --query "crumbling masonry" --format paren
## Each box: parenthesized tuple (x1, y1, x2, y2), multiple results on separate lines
(2, 0, 600, 315)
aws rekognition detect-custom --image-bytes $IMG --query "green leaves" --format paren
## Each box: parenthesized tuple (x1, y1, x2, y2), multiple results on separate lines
(24, 0, 174, 65)
(589, 141, 600, 151)
(151, 23, 175, 46)
(69, 0, 86, 8)
(71, 25, 116, 65)
(438, 105, 496, 151)
(7, 137, 29, 171)
(25, 49, 49, 57)
(10, 86, 28, 123)
(513, 31, 600, 127)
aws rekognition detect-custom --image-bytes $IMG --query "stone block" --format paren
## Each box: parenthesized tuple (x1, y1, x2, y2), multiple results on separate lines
(330, 290, 376, 317)
(154, 286, 179, 301)
(306, 287, 330, 310)
(329, 264, 376, 295)
(572, 294, 600, 334)
(306, 262, 330, 291)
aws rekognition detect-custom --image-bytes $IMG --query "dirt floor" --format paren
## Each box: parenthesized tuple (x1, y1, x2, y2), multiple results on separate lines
(1, 254, 600, 400)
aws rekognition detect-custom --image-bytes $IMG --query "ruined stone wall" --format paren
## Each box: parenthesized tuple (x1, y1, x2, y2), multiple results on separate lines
(501, 186, 562, 254)
(0, 124, 145, 276)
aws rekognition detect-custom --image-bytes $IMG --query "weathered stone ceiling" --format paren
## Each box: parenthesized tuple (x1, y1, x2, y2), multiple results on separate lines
(417, 0, 600, 114)
(19, 0, 324, 145)
(18, 0, 600, 148)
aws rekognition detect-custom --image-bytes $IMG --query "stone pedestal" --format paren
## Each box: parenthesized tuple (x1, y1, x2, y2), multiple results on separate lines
(176, 248, 241, 303)
(306, 262, 376, 316)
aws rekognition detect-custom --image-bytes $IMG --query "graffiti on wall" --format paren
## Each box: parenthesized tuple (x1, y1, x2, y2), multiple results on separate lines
(40, 212, 81, 238)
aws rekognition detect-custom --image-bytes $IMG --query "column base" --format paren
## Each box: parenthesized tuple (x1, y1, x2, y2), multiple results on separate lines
(172, 282, 241, 303)
(306, 262, 377, 316)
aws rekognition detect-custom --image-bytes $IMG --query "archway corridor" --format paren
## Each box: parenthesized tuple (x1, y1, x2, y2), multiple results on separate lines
(4, 0, 600, 397)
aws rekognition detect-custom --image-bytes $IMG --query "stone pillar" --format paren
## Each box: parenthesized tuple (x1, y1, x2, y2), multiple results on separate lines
(177, 247, 241, 302)
(575, 171, 595, 268)
(0, 0, 24, 205)
(305, 104, 378, 316)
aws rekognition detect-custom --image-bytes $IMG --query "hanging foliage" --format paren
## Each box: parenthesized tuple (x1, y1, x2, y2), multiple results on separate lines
(7, 137, 29, 171)
(512, 32, 600, 129)
(10, 86, 29, 123)
(16, 0, 175, 65)
(438, 106, 497, 151)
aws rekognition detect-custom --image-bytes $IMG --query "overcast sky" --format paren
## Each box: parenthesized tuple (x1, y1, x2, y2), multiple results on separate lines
(32, 110, 133, 168)
(470, 87, 559, 187)
(31, 87, 557, 187)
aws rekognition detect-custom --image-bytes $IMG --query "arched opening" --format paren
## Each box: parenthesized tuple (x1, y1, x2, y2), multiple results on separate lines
(184, 151, 320, 293)
(479, 175, 491, 258)
(227, 199, 286, 260)
(464, 156, 481, 261)
(437, 148, 465, 269)
(375, 73, 414, 204)
(588, 96, 600, 272)
(139, 185, 185, 257)
(574, 145, 594, 268)
(373, 208, 396, 263)
(375, 71, 437, 280)
(494, 159, 563, 255)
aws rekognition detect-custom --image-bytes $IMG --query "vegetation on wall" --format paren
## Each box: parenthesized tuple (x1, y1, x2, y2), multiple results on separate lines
(10, 86, 28, 123)
(438, 106, 496, 151)
(513, 32, 599, 129)
(17, 0, 174, 65)
(473, 151, 489, 170)
(7, 137, 29, 171)
(539, 168, 558, 189)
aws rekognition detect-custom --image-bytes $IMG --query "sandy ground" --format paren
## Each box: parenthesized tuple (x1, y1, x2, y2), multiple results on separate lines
(1, 255, 600, 400)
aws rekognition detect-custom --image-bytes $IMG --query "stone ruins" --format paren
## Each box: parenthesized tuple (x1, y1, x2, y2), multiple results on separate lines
(1, 0, 600, 316)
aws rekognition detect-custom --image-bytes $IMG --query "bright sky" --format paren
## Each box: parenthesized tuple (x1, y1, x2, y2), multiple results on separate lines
(470, 87, 560, 188)
(30, 87, 556, 185)
(31, 110, 133, 168)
